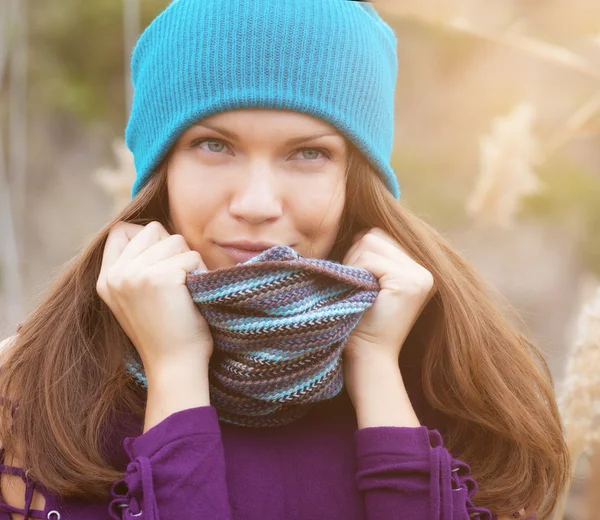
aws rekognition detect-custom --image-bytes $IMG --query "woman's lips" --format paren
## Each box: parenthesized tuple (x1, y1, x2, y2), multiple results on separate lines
(218, 245, 268, 263)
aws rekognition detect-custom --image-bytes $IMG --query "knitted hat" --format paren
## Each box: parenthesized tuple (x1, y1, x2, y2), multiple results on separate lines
(126, 0, 400, 198)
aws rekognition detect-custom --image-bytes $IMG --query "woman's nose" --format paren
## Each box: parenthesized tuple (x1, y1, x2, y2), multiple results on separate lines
(228, 170, 283, 224)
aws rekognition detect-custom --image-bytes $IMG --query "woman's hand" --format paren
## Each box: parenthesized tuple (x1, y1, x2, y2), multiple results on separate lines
(342, 227, 437, 364)
(96, 221, 213, 375)
(341, 228, 437, 427)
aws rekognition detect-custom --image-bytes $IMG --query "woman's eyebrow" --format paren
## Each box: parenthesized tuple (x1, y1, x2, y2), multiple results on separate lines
(191, 122, 345, 146)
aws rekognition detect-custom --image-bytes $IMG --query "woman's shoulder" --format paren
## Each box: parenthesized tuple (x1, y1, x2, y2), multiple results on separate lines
(0, 336, 16, 362)
(0, 336, 16, 350)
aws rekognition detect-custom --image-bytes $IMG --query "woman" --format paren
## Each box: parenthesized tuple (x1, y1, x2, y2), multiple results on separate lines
(0, 1, 569, 519)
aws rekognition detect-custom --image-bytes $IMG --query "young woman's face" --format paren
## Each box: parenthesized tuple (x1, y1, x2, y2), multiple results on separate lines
(167, 109, 348, 270)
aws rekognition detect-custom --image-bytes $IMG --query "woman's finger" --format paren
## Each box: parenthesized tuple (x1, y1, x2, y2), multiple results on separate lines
(98, 222, 145, 283)
(146, 250, 206, 284)
(344, 230, 411, 268)
(361, 232, 412, 265)
(116, 221, 171, 265)
(128, 234, 193, 270)
(368, 227, 403, 250)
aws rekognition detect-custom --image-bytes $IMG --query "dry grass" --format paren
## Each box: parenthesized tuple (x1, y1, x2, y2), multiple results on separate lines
(466, 102, 546, 228)
(93, 138, 136, 213)
(555, 285, 600, 519)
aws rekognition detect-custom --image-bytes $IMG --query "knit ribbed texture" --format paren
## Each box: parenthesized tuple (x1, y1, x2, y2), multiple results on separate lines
(127, 245, 380, 427)
(126, 0, 400, 198)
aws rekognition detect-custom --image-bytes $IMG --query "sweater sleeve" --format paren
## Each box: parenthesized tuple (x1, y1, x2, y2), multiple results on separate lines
(109, 406, 231, 520)
(354, 425, 496, 520)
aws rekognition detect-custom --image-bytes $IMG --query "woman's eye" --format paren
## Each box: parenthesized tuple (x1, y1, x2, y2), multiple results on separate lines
(293, 148, 330, 161)
(189, 139, 330, 162)
(191, 138, 229, 154)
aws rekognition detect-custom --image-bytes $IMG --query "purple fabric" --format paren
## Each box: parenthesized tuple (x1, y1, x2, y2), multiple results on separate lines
(0, 389, 499, 520)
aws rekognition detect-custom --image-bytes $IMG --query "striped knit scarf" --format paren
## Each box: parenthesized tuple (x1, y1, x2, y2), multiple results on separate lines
(127, 245, 380, 427)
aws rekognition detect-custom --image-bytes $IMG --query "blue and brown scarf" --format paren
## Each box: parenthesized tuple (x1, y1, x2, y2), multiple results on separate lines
(127, 245, 380, 427)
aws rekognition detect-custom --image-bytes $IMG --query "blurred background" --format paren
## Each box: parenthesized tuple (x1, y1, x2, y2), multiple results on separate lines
(0, 1, 599, 518)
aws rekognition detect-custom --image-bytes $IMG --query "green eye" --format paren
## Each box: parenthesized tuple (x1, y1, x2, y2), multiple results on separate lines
(191, 138, 228, 154)
(189, 139, 331, 162)
(295, 148, 331, 161)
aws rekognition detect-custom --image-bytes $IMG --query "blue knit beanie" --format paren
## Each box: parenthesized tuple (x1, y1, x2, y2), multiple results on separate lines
(126, 0, 400, 199)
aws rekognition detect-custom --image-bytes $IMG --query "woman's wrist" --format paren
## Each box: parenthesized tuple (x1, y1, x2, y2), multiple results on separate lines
(344, 354, 421, 429)
(143, 355, 212, 433)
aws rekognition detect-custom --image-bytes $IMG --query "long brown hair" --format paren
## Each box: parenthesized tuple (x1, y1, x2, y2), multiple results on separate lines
(0, 143, 569, 518)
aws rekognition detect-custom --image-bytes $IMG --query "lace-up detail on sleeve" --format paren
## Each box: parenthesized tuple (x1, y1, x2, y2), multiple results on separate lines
(108, 406, 231, 520)
(109, 451, 158, 519)
(426, 430, 493, 520)
(355, 425, 498, 519)
(0, 448, 58, 520)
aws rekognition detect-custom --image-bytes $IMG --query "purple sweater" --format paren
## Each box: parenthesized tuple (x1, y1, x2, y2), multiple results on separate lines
(0, 388, 498, 520)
